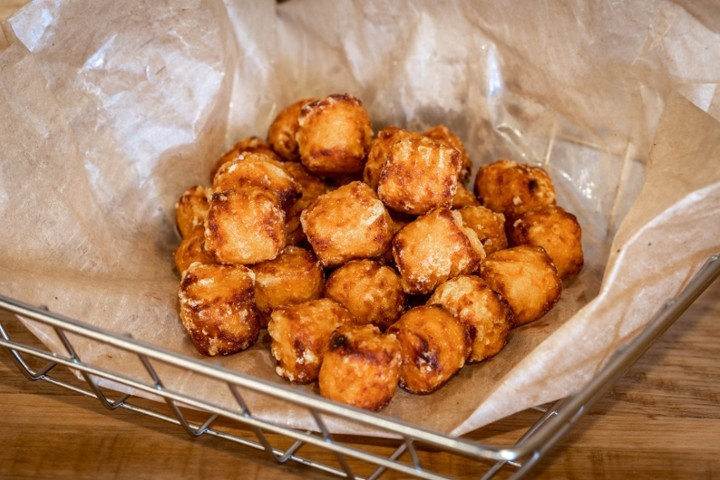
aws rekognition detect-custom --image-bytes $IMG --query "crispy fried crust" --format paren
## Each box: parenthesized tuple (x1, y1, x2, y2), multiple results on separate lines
(325, 259, 406, 331)
(392, 208, 484, 294)
(212, 152, 300, 211)
(363, 126, 407, 190)
(423, 124, 472, 183)
(377, 131, 462, 215)
(267, 98, 318, 161)
(296, 94, 373, 177)
(267, 298, 353, 384)
(251, 246, 325, 327)
(458, 205, 508, 255)
(506, 204, 584, 280)
(210, 136, 282, 181)
(175, 185, 209, 238)
(473, 159, 556, 218)
(178, 263, 259, 356)
(173, 231, 215, 275)
(478, 245, 562, 326)
(428, 275, 512, 363)
(388, 305, 469, 394)
(451, 183, 481, 209)
(274, 161, 331, 246)
(318, 324, 402, 411)
(301, 181, 393, 267)
(204, 187, 286, 265)
(171, 92, 583, 411)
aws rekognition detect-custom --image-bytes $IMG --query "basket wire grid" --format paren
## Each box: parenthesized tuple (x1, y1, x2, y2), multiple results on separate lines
(0, 253, 718, 479)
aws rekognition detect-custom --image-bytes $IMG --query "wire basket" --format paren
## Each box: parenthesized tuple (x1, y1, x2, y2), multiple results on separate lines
(1, 253, 718, 479)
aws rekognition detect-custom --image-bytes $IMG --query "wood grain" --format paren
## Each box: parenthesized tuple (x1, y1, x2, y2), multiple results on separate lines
(0, 0, 24, 19)
(2, 278, 718, 480)
(1, 2, 719, 478)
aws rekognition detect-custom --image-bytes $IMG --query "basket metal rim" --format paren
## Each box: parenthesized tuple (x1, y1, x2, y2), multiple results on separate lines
(1, 252, 717, 478)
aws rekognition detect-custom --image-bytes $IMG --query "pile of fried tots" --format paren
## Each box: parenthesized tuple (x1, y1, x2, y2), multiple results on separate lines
(173, 93, 584, 411)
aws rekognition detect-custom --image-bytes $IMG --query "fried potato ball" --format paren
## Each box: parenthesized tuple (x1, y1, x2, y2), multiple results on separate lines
(204, 187, 286, 265)
(268, 298, 354, 384)
(267, 97, 317, 161)
(473, 159, 556, 218)
(478, 245, 562, 327)
(275, 160, 331, 203)
(506, 205, 584, 280)
(171, 93, 586, 410)
(423, 124, 472, 183)
(377, 131, 462, 215)
(296, 93, 373, 177)
(300, 181, 393, 267)
(318, 324, 402, 410)
(212, 152, 300, 211)
(451, 183, 481, 209)
(175, 185, 209, 238)
(275, 161, 332, 246)
(210, 136, 281, 181)
(324, 259, 406, 331)
(178, 263, 259, 356)
(392, 207, 484, 295)
(388, 305, 469, 394)
(378, 210, 413, 265)
(428, 275, 512, 363)
(251, 246, 325, 327)
(284, 209, 309, 248)
(173, 231, 215, 275)
(458, 205, 508, 255)
(363, 126, 407, 190)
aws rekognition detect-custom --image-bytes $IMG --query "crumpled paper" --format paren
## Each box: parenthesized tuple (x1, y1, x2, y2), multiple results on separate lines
(1, 0, 718, 436)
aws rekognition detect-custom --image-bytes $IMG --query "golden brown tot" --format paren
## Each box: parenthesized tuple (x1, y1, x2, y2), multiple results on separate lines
(267, 98, 317, 161)
(318, 324, 402, 411)
(173, 231, 216, 275)
(388, 305, 469, 394)
(392, 207, 484, 295)
(377, 131, 462, 215)
(363, 126, 407, 190)
(473, 159, 556, 218)
(478, 245, 562, 326)
(296, 94, 373, 177)
(300, 181, 393, 267)
(251, 246, 325, 327)
(210, 136, 281, 180)
(274, 161, 331, 246)
(267, 298, 354, 384)
(204, 187, 286, 265)
(506, 205, 584, 280)
(423, 124, 473, 183)
(178, 263, 259, 356)
(212, 152, 300, 211)
(274, 159, 331, 206)
(458, 205, 508, 255)
(175, 185, 209, 238)
(324, 259, 406, 331)
(451, 183, 481, 209)
(428, 275, 512, 363)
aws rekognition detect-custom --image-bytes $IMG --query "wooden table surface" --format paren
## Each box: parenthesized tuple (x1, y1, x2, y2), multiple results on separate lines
(5, 281, 719, 480)
(2, 2, 720, 479)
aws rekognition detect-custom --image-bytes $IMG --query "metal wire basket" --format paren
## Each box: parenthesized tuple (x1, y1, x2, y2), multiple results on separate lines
(1, 253, 718, 480)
